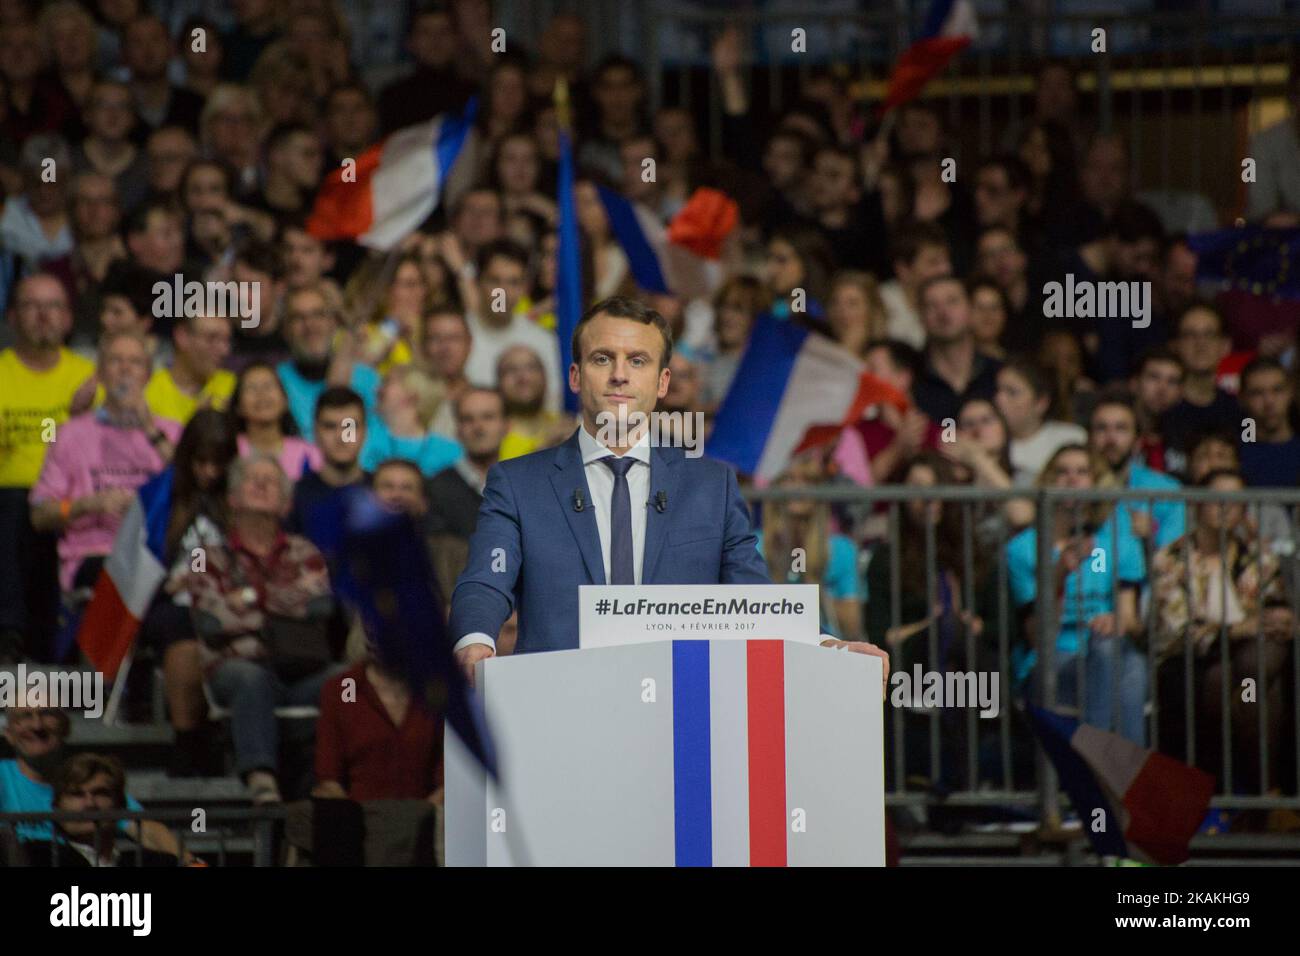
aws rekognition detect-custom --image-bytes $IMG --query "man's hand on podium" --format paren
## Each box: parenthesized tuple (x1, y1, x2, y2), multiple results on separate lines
(455, 644, 496, 688)
(819, 638, 890, 697)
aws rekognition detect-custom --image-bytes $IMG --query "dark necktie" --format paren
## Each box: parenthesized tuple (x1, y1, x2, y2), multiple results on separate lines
(601, 455, 636, 585)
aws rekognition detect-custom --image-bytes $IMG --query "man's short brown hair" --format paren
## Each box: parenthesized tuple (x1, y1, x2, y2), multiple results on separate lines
(51, 752, 127, 808)
(570, 296, 674, 370)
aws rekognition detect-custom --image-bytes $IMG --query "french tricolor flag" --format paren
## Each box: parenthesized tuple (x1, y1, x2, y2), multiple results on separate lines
(597, 185, 739, 297)
(877, 0, 976, 116)
(705, 315, 908, 483)
(76, 468, 173, 684)
(1029, 705, 1216, 865)
(307, 101, 476, 250)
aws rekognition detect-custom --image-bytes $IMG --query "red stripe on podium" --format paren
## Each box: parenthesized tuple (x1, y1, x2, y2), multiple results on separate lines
(746, 640, 787, 866)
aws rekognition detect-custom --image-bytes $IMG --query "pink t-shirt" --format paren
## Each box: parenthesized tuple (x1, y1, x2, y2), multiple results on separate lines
(30, 411, 181, 591)
(236, 434, 323, 480)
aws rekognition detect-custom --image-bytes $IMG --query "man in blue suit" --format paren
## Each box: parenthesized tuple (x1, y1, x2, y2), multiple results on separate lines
(449, 296, 888, 683)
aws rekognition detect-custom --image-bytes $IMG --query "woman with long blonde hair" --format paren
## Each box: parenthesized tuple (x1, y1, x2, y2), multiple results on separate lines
(757, 449, 862, 641)
(827, 271, 887, 357)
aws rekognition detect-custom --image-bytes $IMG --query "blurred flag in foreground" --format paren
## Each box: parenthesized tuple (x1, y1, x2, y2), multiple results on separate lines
(1029, 705, 1214, 865)
(312, 485, 496, 775)
(555, 78, 583, 414)
(307, 99, 476, 250)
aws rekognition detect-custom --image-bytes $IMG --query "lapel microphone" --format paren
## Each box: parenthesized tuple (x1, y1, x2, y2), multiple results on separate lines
(654, 491, 667, 513)
(573, 489, 585, 513)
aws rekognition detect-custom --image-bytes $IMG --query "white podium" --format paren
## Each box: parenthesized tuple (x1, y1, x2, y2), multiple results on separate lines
(445, 636, 885, 866)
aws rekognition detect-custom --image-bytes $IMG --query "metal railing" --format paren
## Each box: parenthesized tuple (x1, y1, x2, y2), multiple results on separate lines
(0, 806, 285, 867)
(745, 483, 1300, 850)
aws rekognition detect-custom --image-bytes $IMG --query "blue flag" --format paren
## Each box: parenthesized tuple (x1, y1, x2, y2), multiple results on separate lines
(1188, 225, 1300, 300)
(311, 485, 496, 775)
(555, 128, 583, 414)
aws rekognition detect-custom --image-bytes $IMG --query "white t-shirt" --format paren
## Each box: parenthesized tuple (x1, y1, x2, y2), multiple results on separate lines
(879, 280, 925, 349)
(464, 311, 563, 412)
(1010, 421, 1088, 486)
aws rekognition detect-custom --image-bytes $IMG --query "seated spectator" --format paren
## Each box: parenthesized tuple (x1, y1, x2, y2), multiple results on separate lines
(226, 237, 289, 370)
(421, 309, 473, 439)
(1237, 356, 1300, 487)
(878, 220, 952, 349)
(313, 644, 444, 803)
(827, 270, 887, 359)
(1088, 390, 1185, 551)
(698, 276, 763, 410)
(229, 362, 321, 480)
(30, 330, 180, 596)
(858, 338, 940, 483)
(974, 225, 1038, 344)
(912, 276, 1002, 424)
(1187, 427, 1241, 483)
(131, 409, 238, 777)
(426, 388, 508, 606)
(277, 282, 380, 440)
(1037, 328, 1096, 426)
(0, 706, 177, 855)
(965, 275, 1008, 360)
(463, 239, 563, 411)
(1161, 303, 1242, 468)
(1151, 469, 1295, 794)
(762, 225, 834, 329)
(358, 251, 434, 374)
(360, 365, 462, 477)
(42, 753, 180, 867)
(0, 274, 96, 663)
(289, 386, 370, 540)
(497, 345, 573, 461)
(994, 357, 1086, 485)
(171, 454, 338, 804)
(1006, 445, 1147, 744)
(942, 396, 1034, 538)
(371, 458, 428, 518)
(867, 450, 983, 659)
(1, 134, 74, 272)
(799, 143, 888, 274)
(144, 312, 236, 423)
(756, 448, 862, 641)
(1245, 68, 1300, 220)
(72, 80, 149, 214)
(1130, 346, 1185, 472)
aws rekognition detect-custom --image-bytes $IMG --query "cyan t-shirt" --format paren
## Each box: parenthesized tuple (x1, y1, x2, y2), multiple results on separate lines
(0, 758, 142, 842)
(360, 416, 463, 477)
(277, 360, 381, 440)
(1005, 508, 1145, 684)
(754, 530, 861, 637)
(1125, 461, 1186, 550)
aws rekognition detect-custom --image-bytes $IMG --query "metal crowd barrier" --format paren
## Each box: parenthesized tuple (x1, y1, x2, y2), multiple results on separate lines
(0, 806, 285, 867)
(746, 483, 1300, 847)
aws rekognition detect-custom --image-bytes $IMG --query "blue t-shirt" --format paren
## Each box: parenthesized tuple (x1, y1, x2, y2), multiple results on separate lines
(0, 758, 142, 842)
(1239, 437, 1300, 488)
(277, 360, 381, 440)
(360, 417, 463, 477)
(1005, 508, 1145, 683)
(1125, 461, 1186, 550)
(754, 530, 861, 637)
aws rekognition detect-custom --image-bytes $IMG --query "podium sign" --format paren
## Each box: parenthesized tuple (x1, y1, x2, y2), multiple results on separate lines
(578, 584, 821, 649)
(446, 639, 885, 867)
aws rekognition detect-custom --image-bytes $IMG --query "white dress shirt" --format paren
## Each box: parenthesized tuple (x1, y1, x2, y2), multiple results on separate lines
(453, 425, 653, 653)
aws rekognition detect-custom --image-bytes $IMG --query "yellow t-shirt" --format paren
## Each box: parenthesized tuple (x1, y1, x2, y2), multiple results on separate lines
(0, 348, 96, 487)
(143, 366, 237, 424)
(363, 323, 414, 376)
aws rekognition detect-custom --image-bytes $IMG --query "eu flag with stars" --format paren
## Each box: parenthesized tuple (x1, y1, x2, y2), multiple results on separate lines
(1188, 225, 1300, 300)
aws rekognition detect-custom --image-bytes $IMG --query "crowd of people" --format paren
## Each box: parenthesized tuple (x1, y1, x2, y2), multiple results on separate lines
(2, 1, 1300, 861)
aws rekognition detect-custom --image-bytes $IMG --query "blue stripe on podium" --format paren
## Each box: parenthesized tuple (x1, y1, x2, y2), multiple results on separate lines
(672, 640, 712, 866)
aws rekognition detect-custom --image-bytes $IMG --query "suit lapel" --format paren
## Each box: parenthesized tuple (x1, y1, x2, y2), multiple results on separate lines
(550, 432, 605, 585)
(642, 444, 683, 583)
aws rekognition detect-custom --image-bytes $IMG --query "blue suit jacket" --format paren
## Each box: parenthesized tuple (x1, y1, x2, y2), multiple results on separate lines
(448, 430, 771, 653)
